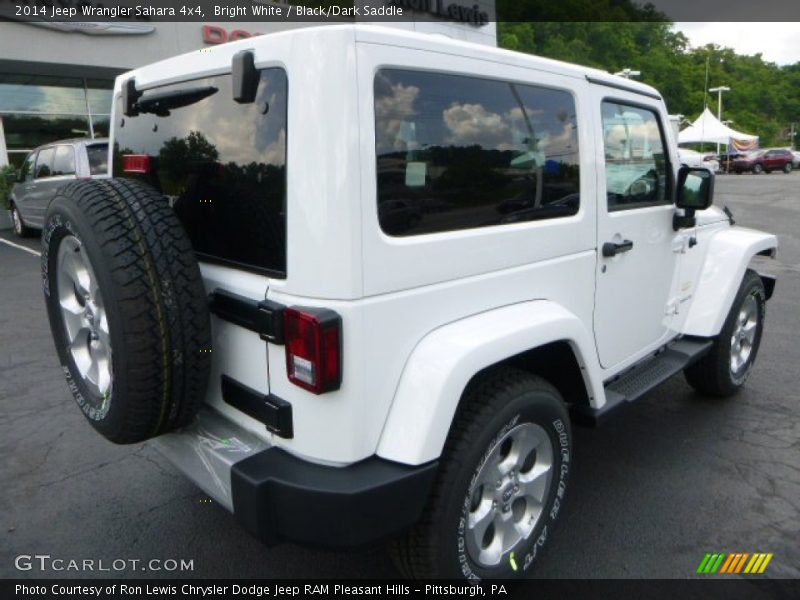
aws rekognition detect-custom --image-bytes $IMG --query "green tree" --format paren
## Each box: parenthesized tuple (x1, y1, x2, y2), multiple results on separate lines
(498, 12, 799, 147)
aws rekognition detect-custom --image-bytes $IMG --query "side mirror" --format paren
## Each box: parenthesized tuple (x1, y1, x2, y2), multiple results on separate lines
(674, 165, 714, 229)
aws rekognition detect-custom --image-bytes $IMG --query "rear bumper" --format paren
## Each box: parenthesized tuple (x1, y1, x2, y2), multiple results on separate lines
(154, 407, 437, 548)
(232, 448, 438, 547)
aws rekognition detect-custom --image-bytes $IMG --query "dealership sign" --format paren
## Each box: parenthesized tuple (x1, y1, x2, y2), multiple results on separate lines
(202, 25, 261, 44)
(390, 0, 489, 26)
(24, 21, 155, 34)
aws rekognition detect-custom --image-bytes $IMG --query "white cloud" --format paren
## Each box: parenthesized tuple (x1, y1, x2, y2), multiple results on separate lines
(374, 80, 420, 152)
(443, 102, 510, 147)
(674, 22, 800, 66)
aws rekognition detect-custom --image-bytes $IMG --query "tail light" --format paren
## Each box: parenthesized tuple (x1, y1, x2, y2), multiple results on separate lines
(122, 154, 151, 173)
(284, 307, 342, 394)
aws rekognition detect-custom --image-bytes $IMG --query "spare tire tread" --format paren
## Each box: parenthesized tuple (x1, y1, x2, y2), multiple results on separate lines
(43, 178, 211, 443)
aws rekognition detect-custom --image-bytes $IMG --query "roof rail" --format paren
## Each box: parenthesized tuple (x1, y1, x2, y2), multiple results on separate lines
(585, 75, 661, 101)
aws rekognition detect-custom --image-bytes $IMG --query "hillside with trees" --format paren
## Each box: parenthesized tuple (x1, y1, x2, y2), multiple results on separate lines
(497, 3, 800, 147)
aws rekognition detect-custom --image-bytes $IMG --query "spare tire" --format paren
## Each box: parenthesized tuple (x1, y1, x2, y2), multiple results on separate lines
(42, 178, 211, 444)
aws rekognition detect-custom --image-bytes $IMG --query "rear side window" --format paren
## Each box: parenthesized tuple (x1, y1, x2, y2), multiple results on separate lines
(86, 144, 108, 175)
(52, 145, 76, 176)
(374, 69, 580, 236)
(114, 69, 288, 276)
(35, 147, 54, 179)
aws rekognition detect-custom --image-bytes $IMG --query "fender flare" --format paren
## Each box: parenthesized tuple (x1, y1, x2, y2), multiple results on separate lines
(682, 227, 777, 338)
(376, 300, 603, 466)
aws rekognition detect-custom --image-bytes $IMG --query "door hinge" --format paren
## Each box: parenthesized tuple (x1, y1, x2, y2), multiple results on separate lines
(665, 298, 680, 316)
(672, 235, 688, 254)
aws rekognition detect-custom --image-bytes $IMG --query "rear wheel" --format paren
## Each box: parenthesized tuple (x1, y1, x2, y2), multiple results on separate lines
(42, 178, 211, 443)
(391, 368, 571, 579)
(10, 203, 34, 238)
(684, 270, 766, 397)
(753, 163, 764, 174)
(784, 163, 792, 173)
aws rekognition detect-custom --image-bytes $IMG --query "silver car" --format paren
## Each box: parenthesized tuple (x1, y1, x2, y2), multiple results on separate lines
(9, 138, 108, 237)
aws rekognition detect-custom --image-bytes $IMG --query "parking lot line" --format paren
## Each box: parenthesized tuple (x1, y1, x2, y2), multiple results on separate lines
(0, 237, 41, 257)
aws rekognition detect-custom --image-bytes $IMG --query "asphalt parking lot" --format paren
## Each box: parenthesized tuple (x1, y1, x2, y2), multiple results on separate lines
(1, 173, 799, 580)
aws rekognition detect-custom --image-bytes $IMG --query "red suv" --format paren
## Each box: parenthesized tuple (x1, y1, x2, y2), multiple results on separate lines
(732, 148, 794, 174)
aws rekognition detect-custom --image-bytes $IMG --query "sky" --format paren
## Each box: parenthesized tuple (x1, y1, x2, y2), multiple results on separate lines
(673, 23, 800, 66)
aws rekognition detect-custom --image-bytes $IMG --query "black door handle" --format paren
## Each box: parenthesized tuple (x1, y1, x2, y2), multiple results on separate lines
(602, 239, 634, 257)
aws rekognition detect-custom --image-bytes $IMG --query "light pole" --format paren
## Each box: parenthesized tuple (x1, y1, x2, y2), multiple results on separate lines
(614, 68, 640, 79)
(709, 85, 730, 154)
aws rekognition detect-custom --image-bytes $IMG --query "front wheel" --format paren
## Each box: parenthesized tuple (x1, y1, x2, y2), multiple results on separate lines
(391, 368, 571, 579)
(684, 270, 766, 397)
(753, 164, 764, 174)
(784, 163, 793, 174)
(10, 203, 34, 238)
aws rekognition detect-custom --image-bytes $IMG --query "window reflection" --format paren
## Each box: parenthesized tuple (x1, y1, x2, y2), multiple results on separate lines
(0, 73, 113, 163)
(91, 115, 110, 138)
(602, 102, 670, 209)
(52, 145, 76, 176)
(86, 79, 114, 115)
(2, 113, 92, 148)
(375, 69, 580, 236)
(114, 70, 287, 276)
(0, 75, 86, 113)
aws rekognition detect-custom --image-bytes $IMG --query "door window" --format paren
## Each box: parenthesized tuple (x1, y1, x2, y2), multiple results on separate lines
(602, 102, 670, 210)
(52, 145, 76, 176)
(34, 147, 55, 179)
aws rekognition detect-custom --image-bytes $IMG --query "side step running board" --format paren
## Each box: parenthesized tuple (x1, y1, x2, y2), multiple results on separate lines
(571, 338, 713, 426)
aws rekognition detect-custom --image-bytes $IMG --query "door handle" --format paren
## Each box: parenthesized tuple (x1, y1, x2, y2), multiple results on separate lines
(602, 239, 634, 257)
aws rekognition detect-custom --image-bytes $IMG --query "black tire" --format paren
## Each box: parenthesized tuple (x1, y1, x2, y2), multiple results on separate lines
(753, 164, 764, 174)
(42, 178, 211, 443)
(684, 270, 766, 397)
(784, 163, 792, 174)
(10, 203, 35, 237)
(391, 367, 571, 580)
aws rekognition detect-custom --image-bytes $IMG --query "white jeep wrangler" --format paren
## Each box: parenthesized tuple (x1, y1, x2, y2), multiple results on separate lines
(41, 25, 777, 580)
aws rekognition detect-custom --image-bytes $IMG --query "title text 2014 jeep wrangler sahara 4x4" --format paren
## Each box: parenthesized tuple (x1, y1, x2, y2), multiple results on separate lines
(41, 26, 777, 580)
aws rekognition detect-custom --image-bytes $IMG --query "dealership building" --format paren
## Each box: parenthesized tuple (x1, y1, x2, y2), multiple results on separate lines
(0, 2, 496, 168)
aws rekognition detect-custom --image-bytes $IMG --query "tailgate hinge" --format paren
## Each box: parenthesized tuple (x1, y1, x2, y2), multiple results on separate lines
(208, 288, 285, 344)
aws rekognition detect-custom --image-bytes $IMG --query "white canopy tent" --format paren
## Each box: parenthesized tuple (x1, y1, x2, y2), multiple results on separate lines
(678, 108, 758, 149)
